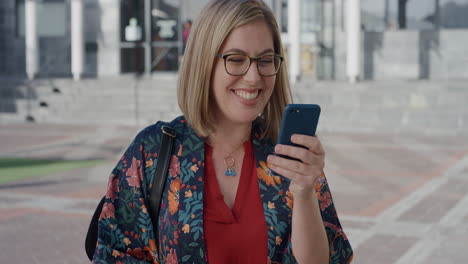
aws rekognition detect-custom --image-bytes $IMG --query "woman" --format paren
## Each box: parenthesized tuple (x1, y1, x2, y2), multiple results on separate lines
(93, 1, 353, 263)
(182, 20, 192, 53)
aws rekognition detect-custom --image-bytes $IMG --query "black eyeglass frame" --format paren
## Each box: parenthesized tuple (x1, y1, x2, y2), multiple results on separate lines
(216, 53, 284, 77)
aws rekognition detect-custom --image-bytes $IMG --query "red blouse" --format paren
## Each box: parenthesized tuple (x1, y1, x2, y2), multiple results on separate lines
(203, 140, 268, 264)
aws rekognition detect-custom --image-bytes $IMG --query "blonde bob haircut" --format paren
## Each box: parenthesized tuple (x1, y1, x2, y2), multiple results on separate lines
(177, 0, 292, 141)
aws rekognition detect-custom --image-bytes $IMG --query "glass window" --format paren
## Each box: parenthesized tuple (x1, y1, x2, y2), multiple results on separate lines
(121, 47, 145, 73)
(406, 0, 437, 30)
(152, 46, 178, 71)
(151, 0, 181, 72)
(119, 0, 185, 72)
(151, 0, 180, 41)
(439, 0, 468, 28)
(16, 0, 67, 37)
(0, 57, 5, 73)
(15, 0, 24, 36)
(280, 0, 321, 33)
(0, 8, 4, 26)
(359, 0, 468, 30)
(361, 0, 447, 31)
(302, 0, 321, 32)
(120, 0, 145, 42)
(361, 0, 387, 31)
(281, 0, 288, 32)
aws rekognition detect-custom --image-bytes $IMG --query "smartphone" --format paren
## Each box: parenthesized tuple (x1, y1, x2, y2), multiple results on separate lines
(276, 104, 321, 150)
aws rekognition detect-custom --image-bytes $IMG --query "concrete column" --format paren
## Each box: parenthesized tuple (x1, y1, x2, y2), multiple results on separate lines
(288, 0, 301, 84)
(25, 0, 38, 80)
(346, 0, 361, 83)
(144, 0, 151, 74)
(71, 0, 84, 81)
(97, 0, 120, 76)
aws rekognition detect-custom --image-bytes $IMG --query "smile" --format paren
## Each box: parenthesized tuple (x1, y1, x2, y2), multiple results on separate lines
(234, 90, 259, 100)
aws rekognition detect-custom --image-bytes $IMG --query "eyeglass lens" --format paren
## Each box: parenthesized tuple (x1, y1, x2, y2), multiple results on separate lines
(225, 54, 281, 76)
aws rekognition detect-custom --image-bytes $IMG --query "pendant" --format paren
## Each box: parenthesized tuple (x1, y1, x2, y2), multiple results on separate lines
(224, 157, 236, 176)
(225, 167, 236, 176)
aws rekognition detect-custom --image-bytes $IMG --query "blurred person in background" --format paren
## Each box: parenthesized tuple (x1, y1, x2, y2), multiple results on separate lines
(179, 19, 192, 64)
(92, 0, 353, 263)
(182, 19, 192, 54)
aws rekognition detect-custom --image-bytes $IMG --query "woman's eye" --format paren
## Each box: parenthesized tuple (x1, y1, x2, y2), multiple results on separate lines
(227, 56, 245, 62)
(260, 59, 273, 64)
(259, 56, 274, 64)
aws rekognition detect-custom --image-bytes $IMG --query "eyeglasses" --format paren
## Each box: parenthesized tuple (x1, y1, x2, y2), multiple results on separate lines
(216, 53, 283, 77)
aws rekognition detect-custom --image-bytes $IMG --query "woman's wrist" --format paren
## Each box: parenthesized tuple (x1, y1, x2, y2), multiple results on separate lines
(290, 185, 318, 202)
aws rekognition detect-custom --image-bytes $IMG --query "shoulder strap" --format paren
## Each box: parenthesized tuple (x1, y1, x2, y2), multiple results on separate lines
(85, 196, 105, 260)
(147, 125, 176, 238)
(85, 124, 176, 262)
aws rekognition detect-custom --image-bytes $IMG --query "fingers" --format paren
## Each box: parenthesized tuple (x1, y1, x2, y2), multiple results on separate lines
(267, 155, 322, 184)
(274, 144, 311, 164)
(267, 161, 307, 184)
(274, 135, 325, 164)
(268, 154, 324, 175)
(268, 154, 307, 174)
(290, 134, 325, 155)
(268, 134, 325, 185)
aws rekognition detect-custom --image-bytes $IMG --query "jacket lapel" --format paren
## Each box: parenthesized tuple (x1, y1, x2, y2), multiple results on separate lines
(174, 118, 208, 263)
(252, 123, 293, 262)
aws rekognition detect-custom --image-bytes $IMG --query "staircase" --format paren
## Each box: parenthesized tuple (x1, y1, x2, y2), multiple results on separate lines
(293, 78, 468, 136)
(1, 75, 467, 136)
(0, 74, 182, 127)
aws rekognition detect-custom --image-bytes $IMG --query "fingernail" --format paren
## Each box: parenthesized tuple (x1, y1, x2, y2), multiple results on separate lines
(291, 135, 297, 141)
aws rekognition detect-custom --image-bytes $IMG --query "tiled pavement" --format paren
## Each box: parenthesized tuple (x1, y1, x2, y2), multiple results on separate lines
(0, 123, 467, 264)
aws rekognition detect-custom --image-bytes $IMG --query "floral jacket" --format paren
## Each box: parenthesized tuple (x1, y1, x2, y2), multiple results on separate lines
(93, 116, 353, 264)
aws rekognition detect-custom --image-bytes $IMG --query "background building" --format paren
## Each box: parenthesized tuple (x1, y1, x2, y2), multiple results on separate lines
(1, 0, 467, 80)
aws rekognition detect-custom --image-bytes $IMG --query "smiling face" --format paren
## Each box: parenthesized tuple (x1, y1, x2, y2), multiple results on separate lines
(210, 19, 276, 127)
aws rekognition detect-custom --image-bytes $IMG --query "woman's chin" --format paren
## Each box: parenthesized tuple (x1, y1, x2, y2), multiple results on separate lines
(232, 112, 261, 125)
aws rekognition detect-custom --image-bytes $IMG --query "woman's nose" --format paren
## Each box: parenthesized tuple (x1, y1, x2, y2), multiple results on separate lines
(243, 61, 261, 83)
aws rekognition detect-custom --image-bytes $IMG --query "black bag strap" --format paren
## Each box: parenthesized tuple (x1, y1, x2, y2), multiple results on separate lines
(85, 196, 105, 260)
(147, 125, 176, 239)
(85, 124, 176, 261)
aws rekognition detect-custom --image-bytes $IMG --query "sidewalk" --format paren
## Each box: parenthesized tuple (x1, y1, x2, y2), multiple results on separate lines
(0, 122, 467, 264)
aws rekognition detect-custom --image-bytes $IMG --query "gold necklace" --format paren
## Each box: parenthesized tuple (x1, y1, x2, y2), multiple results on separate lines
(223, 141, 246, 176)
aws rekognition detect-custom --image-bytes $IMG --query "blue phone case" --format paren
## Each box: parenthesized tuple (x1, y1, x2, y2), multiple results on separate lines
(276, 104, 321, 148)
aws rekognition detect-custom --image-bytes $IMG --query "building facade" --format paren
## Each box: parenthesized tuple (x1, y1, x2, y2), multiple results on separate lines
(1, 0, 467, 80)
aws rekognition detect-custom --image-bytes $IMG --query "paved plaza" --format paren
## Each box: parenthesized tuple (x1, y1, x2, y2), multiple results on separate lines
(0, 122, 467, 264)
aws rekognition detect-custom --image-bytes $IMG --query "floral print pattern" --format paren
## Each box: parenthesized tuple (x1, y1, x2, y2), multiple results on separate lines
(93, 116, 353, 264)
(168, 177, 181, 215)
(257, 160, 282, 186)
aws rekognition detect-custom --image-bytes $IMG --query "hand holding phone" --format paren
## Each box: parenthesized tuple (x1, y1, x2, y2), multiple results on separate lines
(268, 104, 325, 196)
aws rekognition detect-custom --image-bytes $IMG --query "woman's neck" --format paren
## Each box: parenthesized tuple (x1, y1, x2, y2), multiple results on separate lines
(207, 120, 252, 152)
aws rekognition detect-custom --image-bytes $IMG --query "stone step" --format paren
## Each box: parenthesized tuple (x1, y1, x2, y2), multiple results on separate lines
(31, 88, 465, 109)
(0, 113, 32, 125)
(2, 77, 467, 135)
(36, 105, 467, 129)
(26, 80, 466, 112)
(0, 99, 41, 115)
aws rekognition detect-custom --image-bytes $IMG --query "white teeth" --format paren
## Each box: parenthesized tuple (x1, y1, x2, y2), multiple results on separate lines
(235, 90, 258, 100)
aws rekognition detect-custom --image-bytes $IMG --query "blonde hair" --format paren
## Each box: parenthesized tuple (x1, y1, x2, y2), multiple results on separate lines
(177, 0, 292, 141)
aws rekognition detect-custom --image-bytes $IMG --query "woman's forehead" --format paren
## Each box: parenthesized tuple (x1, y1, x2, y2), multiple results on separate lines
(220, 20, 274, 54)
